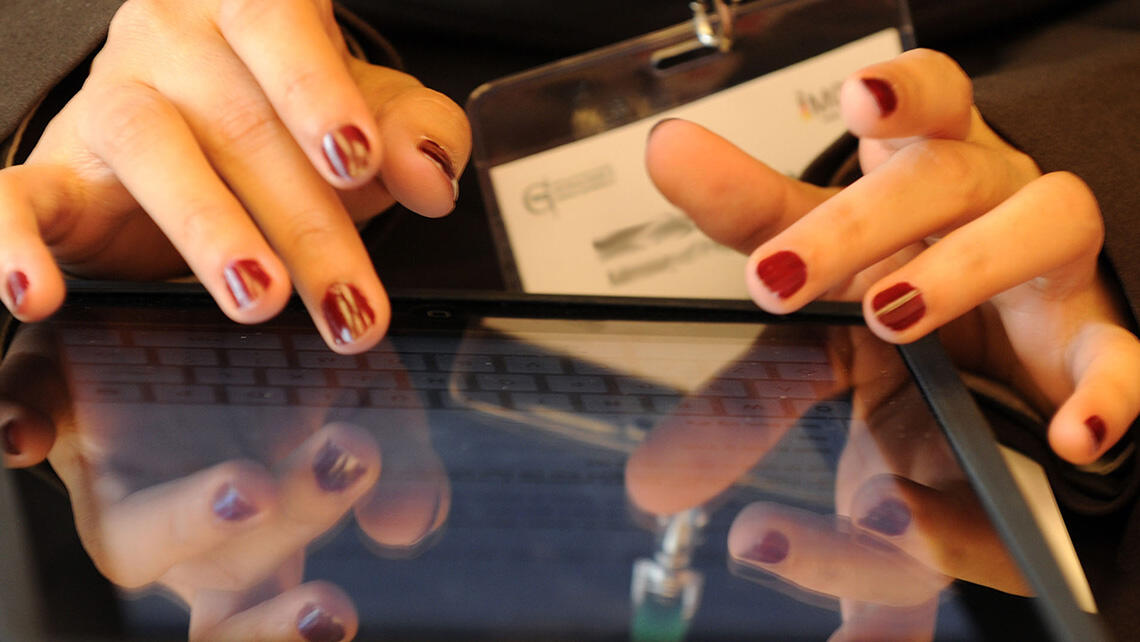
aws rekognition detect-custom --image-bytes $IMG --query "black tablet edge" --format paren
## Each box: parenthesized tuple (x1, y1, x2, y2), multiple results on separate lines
(899, 334, 1112, 642)
(60, 280, 864, 323)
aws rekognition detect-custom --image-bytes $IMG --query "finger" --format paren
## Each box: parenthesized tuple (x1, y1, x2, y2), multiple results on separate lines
(170, 61, 391, 353)
(840, 49, 973, 143)
(76, 460, 278, 589)
(191, 580, 357, 642)
(354, 446, 449, 555)
(216, 0, 382, 188)
(274, 422, 381, 541)
(859, 171, 1103, 341)
(365, 70, 471, 218)
(0, 165, 69, 321)
(828, 599, 938, 642)
(645, 118, 836, 253)
(0, 325, 69, 467)
(747, 139, 1025, 313)
(727, 502, 947, 607)
(849, 474, 1030, 596)
(0, 403, 54, 468)
(76, 83, 292, 324)
(1049, 322, 1140, 464)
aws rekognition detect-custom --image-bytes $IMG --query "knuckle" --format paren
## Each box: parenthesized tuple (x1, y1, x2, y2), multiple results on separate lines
(107, 0, 161, 39)
(279, 65, 333, 111)
(277, 211, 341, 256)
(217, 0, 285, 37)
(896, 140, 986, 207)
(209, 99, 282, 155)
(82, 84, 173, 160)
(1039, 171, 1104, 247)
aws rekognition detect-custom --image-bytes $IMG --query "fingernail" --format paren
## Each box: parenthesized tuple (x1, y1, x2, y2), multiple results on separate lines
(419, 139, 459, 202)
(321, 282, 375, 345)
(872, 282, 925, 331)
(861, 78, 897, 117)
(755, 251, 807, 299)
(743, 530, 789, 564)
(6, 271, 29, 312)
(1086, 415, 1107, 450)
(222, 259, 271, 309)
(858, 497, 911, 536)
(297, 603, 346, 642)
(322, 125, 371, 181)
(648, 117, 681, 139)
(212, 483, 257, 521)
(313, 440, 366, 492)
(2, 420, 19, 456)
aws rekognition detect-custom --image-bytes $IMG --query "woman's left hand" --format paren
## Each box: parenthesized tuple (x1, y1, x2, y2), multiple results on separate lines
(646, 48, 1140, 465)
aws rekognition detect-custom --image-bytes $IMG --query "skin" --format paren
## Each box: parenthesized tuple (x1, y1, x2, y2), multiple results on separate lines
(645, 49, 1140, 467)
(0, 0, 471, 354)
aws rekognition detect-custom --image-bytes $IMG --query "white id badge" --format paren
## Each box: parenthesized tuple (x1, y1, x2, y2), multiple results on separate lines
(468, 0, 911, 299)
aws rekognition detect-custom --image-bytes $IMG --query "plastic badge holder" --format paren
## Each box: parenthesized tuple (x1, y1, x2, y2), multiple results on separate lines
(468, 0, 914, 300)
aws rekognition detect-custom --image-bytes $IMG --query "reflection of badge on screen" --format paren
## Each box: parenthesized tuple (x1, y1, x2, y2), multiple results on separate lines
(468, 0, 910, 299)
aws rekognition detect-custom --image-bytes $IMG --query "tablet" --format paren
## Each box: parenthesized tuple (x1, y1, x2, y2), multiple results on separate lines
(0, 284, 1110, 641)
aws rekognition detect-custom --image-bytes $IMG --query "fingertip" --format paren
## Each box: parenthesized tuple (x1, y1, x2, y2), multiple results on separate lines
(317, 280, 390, 354)
(1, 406, 55, 468)
(840, 74, 896, 135)
(745, 248, 808, 314)
(861, 281, 928, 344)
(217, 256, 293, 325)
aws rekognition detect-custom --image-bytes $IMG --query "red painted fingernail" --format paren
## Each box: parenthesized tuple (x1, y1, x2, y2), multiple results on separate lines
(321, 282, 375, 345)
(223, 259, 271, 309)
(744, 530, 789, 564)
(1086, 415, 1107, 450)
(6, 271, 29, 312)
(755, 251, 807, 299)
(2, 420, 19, 456)
(322, 125, 371, 180)
(872, 282, 925, 331)
(297, 603, 346, 642)
(861, 78, 897, 117)
(419, 139, 459, 202)
(858, 497, 911, 536)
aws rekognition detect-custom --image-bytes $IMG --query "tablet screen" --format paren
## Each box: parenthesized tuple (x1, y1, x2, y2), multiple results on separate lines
(4, 291, 1058, 640)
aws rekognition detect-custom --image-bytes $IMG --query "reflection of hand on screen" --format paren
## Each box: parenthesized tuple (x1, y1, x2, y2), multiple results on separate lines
(0, 323, 451, 640)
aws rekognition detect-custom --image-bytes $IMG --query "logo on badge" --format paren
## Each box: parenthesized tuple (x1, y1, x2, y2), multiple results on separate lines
(796, 81, 843, 123)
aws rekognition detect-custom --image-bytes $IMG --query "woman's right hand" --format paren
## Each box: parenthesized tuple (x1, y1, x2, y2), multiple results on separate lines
(0, 0, 471, 353)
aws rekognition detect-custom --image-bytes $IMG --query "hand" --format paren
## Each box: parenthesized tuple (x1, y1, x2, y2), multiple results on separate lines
(1, 322, 450, 640)
(0, 0, 471, 353)
(626, 325, 1030, 640)
(645, 48, 1140, 465)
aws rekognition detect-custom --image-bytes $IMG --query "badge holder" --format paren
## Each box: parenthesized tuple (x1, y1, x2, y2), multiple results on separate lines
(468, 0, 913, 300)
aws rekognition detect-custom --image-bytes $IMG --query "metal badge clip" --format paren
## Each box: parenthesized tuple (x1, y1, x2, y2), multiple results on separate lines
(689, 0, 737, 51)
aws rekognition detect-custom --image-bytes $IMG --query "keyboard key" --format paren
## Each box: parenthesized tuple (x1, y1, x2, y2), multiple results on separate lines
(775, 363, 834, 382)
(546, 375, 607, 394)
(64, 346, 148, 365)
(504, 356, 564, 375)
(332, 370, 399, 388)
(509, 392, 575, 412)
(791, 399, 852, 419)
(298, 387, 362, 407)
(367, 390, 426, 409)
(267, 368, 328, 387)
(73, 382, 145, 402)
(753, 380, 817, 399)
(153, 384, 217, 404)
(701, 379, 749, 397)
(441, 391, 502, 409)
(475, 374, 538, 392)
(649, 396, 714, 415)
(71, 363, 184, 384)
(225, 386, 287, 405)
(193, 367, 255, 385)
(582, 394, 645, 414)
(435, 354, 496, 373)
(227, 349, 289, 368)
(615, 377, 674, 396)
(60, 328, 122, 346)
(366, 352, 427, 371)
(157, 348, 220, 367)
(297, 351, 360, 369)
(721, 398, 787, 417)
(133, 330, 282, 349)
(408, 372, 461, 390)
